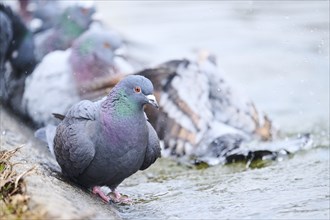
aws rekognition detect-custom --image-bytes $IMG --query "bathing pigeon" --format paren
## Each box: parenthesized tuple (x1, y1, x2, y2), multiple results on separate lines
(53, 75, 161, 203)
(138, 51, 311, 166)
(22, 26, 133, 127)
(0, 3, 37, 115)
(34, 2, 96, 61)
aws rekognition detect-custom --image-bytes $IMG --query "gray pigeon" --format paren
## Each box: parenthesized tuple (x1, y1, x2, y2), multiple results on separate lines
(19, 0, 63, 33)
(138, 51, 311, 166)
(69, 25, 128, 98)
(0, 4, 36, 76)
(0, 4, 13, 76)
(0, 3, 37, 116)
(34, 2, 96, 61)
(22, 26, 134, 127)
(53, 75, 161, 203)
(18, 0, 75, 34)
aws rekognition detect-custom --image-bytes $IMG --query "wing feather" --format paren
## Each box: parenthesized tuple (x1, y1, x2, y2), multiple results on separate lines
(53, 100, 98, 179)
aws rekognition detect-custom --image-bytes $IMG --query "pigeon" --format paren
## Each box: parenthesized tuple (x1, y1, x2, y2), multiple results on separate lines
(137, 51, 311, 166)
(52, 75, 160, 203)
(69, 25, 130, 98)
(18, 0, 63, 33)
(0, 4, 13, 76)
(34, 2, 96, 61)
(22, 26, 134, 127)
(18, 0, 97, 34)
(0, 3, 37, 115)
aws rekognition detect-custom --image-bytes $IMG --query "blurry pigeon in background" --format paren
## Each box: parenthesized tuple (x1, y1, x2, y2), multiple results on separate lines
(34, 1, 96, 61)
(0, 3, 37, 116)
(50, 75, 160, 203)
(138, 51, 311, 166)
(22, 26, 134, 127)
(0, 4, 13, 76)
(69, 25, 134, 99)
(18, 0, 62, 33)
(21, 0, 98, 34)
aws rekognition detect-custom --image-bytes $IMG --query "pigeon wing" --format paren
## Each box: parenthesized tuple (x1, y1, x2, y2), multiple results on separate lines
(140, 121, 161, 170)
(197, 53, 274, 140)
(140, 59, 213, 157)
(54, 100, 98, 179)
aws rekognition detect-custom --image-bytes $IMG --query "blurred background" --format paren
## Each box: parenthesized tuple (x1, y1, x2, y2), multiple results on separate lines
(96, 1, 329, 132)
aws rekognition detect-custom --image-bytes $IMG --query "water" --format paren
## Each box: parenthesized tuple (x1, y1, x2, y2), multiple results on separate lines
(93, 1, 329, 219)
(119, 149, 329, 219)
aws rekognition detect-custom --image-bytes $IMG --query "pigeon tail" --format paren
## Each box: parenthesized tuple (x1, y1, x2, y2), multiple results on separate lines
(35, 124, 57, 157)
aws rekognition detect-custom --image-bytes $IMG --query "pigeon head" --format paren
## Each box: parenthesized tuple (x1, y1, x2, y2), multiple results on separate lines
(105, 75, 159, 116)
(30, 1, 62, 33)
(70, 28, 123, 83)
(60, 4, 95, 36)
(73, 28, 122, 65)
(118, 75, 159, 109)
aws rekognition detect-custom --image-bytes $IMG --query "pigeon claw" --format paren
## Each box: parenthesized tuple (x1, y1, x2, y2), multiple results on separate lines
(91, 186, 132, 205)
(109, 191, 133, 205)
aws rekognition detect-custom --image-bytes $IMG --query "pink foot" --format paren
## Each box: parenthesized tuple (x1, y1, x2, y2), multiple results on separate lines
(92, 187, 132, 204)
(92, 186, 111, 203)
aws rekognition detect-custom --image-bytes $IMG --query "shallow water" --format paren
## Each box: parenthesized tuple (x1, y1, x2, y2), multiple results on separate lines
(93, 2, 329, 219)
(119, 149, 329, 219)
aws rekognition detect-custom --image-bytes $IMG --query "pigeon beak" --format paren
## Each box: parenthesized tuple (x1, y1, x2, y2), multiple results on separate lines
(146, 94, 159, 109)
(91, 12, 103, 21)
(114, 48, 125, 57)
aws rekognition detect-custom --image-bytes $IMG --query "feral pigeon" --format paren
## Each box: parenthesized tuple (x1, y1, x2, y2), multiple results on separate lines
(0, 3, 37, 115)
(0, 4, 13, 76)
(53, 75, 161, 203)
(69, 25, 129, 98)
(138, 51, 311, 166)
(18, 0, 63, 33)
(22, 27, 133, 127)
(18, 0, 94, 34)
(34, 2, 96, 61)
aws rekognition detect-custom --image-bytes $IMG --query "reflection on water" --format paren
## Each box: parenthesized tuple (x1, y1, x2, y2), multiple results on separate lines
(95, 2, 329, 219)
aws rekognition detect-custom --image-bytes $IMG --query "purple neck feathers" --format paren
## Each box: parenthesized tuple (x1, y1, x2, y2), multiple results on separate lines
(70, 51, 112, 84)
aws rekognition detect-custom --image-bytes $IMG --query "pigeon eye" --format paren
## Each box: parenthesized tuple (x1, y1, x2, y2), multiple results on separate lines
(80, 8, 89, 15)
(134, 86, 141, 93)
(103, 42, 111, 49)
